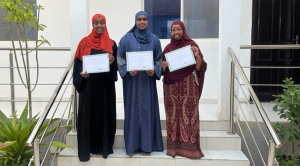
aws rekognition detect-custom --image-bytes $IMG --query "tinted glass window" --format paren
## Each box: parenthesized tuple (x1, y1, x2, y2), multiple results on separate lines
(145, 0, 181, 39)
(0, 0, 37, 41)
(183, 0, 219, 38)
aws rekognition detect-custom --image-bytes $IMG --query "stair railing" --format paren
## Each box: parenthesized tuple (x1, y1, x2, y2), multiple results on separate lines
(0, 47, 72, 116)
(25, 58, 75, 166)
(228, 46, 283, 166)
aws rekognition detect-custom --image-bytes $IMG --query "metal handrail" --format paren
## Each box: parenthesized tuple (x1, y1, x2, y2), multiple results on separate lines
(0, 83, 73, 85)
(235, 77, 269, 145)
(40, 77, 73, 165)
(228, 47, 282, 149)
(27, 78, 75, 166)
(0, 47, 71, 51)
(240, 44, 300, 49)
(49, 94, 75, 166)
(0, 100, 70, 102)
(236, 91, 267, 165)
(237, 83, 300, 86)
(26, 58, 74, 146)
(242, 66, 300, 68)
(0, 67, 68, 68)
(0, 47, 71, 116)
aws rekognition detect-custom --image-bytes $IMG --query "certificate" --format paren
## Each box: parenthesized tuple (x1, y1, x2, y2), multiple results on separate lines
(164, 45, 196, 72)
(126, 51, 154, 71)
(83, 53, 110, 74)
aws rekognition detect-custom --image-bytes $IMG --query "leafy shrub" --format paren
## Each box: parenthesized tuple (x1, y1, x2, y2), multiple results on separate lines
(0, 103, 72, 166)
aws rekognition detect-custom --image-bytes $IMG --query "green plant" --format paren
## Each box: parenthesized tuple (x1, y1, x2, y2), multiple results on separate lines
(272, 77, 300, 155)
(0, 103, 72, 166)
(276, 154, 300, 166)
(0, 0, 50, 121)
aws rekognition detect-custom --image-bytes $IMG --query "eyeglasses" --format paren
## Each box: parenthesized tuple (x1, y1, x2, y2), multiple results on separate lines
(170, 28, 183, 32)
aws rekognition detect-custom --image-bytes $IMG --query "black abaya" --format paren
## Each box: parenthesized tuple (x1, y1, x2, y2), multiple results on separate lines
(73, 41, 118, 161)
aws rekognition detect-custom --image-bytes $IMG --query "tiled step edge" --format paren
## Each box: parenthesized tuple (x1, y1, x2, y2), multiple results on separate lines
(116, 120, 230, 131)
(66, 130, 241, 151)
(58, 148, 249, 166)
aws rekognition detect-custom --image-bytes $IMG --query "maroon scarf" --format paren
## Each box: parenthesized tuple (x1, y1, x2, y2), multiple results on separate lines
(162, 21, 207, 96)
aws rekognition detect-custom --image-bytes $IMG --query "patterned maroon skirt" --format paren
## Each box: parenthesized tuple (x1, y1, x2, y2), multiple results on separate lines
(163, 71, 204, 159)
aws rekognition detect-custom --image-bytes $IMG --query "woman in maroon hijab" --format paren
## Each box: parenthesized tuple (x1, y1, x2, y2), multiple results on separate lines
(162, 20, 207, 159)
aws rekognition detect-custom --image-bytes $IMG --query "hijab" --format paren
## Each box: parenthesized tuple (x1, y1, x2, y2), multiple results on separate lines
(163, 21, 207, 96)
(75, 14, 114, 61)
(128, 11, 152, 43)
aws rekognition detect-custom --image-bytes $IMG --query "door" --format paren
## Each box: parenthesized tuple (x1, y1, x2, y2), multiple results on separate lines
(251, 0, 300, 101)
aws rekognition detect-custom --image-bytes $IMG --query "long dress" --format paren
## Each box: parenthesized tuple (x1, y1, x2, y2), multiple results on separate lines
(73, 41, 118, 161)
(117, 32, 164, 155)
(162, 20, 207, 159)
(164, 71, 205, 159)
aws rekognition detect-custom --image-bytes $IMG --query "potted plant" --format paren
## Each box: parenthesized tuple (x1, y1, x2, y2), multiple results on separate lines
(272, 77, 300, 165)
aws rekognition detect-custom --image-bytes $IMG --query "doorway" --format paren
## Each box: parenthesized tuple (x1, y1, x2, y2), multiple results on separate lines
(251, 0, 300, 101)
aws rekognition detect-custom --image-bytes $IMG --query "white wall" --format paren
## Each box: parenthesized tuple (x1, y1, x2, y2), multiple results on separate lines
(87, 0, 219, 103)
(239, 0, 252, 101)
(87, 0, 145, 102)
(155, 39, 219, 103)
(217, 0, 241, 120)
(88, 0, 143, 44)
(1, 0, 222, 106)
(0, 0, 71, 102)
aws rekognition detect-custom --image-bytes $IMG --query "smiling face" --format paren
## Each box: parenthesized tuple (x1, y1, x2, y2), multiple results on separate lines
(136, 15, 148, 30)
(171, 24, 183, 40)
(93, 17, 105, 34)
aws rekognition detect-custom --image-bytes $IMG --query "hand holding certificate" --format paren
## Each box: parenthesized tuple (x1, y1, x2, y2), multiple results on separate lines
(83, 53, 110, 74)
(126, 51, 154, 71)
(164, 45, 196, 72)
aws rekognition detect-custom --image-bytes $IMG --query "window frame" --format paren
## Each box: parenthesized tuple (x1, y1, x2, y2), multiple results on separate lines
(142, 0, 219, 40)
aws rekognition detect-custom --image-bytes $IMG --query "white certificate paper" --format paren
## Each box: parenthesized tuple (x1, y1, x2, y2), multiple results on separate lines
(83, 53, 110, 74)
(126, 51, 154, 71)
(164, 45, 196, 72)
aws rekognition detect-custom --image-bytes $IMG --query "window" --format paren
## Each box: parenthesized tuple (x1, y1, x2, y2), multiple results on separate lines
(0, 0, 37, 41)
(145, 0, 180, 39)
(145, 0, 219, 39)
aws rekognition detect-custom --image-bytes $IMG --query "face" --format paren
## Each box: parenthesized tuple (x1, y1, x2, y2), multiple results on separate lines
(171, 24, 183, 40)
(93, 17, 105, 34)
(136, 15, 148, 30)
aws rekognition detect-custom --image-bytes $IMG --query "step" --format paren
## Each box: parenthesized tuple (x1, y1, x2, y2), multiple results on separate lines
(117, 120, 229, 130)
(66, 129, 241, 151)
(58, 148, 250, 166)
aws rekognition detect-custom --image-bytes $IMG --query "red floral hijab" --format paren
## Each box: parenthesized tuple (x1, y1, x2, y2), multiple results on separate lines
(74, 14, 113, 61)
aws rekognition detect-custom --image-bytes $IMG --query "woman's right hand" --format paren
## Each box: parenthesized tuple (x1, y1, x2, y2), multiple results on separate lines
(80, 71, 89, 78)
(161, 61, 168, 72)
(129, 70, 138, 76)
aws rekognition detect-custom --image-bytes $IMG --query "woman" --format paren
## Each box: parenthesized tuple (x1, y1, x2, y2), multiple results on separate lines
(117, 11, 164, 155)
(161, 20, 207, 159)
(73, 14, 117, 161)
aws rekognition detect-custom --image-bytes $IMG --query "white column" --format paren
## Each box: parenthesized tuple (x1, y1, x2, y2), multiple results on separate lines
(217, 0, 241, 120)
(69, 0, 89, 57)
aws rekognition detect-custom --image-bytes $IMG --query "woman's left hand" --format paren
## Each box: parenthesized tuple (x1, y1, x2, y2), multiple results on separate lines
(109, 54, 115, 64)
(146, 70, 154, 77)
(191, 46, 200, 58)
(191, 46, 202, 71)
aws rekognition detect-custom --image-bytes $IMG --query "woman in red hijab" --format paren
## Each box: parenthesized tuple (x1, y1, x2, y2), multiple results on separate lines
(73, 14, 117, 161)
(162, 20, 207, 159)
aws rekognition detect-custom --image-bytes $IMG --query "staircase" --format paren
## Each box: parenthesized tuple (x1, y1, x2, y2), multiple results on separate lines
(57, 104, 250, 166)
